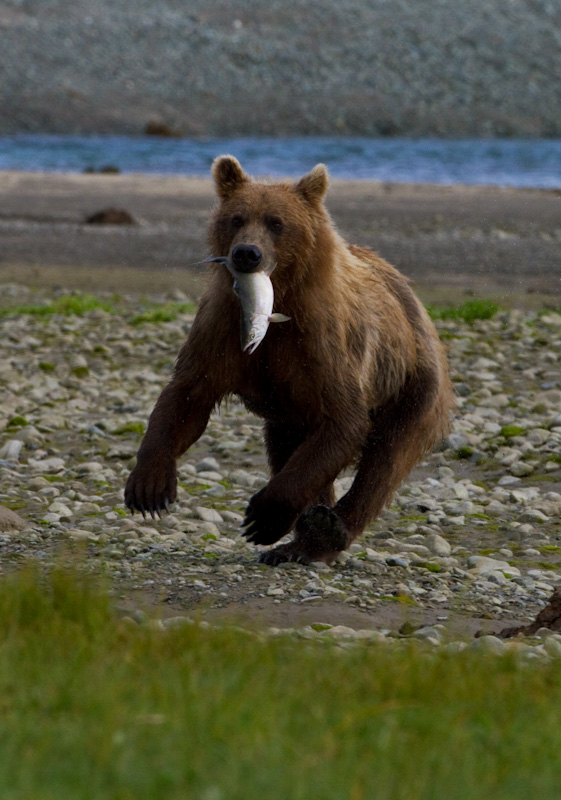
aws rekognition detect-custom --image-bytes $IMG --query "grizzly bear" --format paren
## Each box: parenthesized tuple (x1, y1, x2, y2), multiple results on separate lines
(125, 155, 454, 565)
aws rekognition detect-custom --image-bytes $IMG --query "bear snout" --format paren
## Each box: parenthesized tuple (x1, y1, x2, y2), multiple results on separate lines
(231, 244, 263, 273)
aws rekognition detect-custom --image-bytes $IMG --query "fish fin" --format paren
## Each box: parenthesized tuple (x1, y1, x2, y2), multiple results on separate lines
(269, 313, 291, 323)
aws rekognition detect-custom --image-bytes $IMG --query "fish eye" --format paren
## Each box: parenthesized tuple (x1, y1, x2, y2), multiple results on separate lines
(268, 216, 283, 233)
(231, 213, 245, 229)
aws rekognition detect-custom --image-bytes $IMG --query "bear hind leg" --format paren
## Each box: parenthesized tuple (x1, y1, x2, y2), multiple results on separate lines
(259, 505, 347, 566)
(260, 370, 448, 566)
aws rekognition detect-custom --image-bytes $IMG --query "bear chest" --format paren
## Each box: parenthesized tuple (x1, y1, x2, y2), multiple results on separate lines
(235, 360, 325, 426)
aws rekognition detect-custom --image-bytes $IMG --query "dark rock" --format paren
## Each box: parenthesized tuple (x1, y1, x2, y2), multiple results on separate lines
(85, 208, 135, 225)
(145, 120, 182, 138)
(499, 587, 561, 638)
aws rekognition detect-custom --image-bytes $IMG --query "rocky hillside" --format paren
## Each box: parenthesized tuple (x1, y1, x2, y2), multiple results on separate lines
(1, 0, 561, 137)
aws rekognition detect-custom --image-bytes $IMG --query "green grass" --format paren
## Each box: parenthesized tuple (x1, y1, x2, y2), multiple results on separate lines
(0, 294, 195, 323)
(129, 302, 195, 325)
(500, 424, 526, 439)
(112, 421, 146, 436)
(0, 293, 114, 317)
(428, 299, 499, 323)
(2, 567, 561, 799)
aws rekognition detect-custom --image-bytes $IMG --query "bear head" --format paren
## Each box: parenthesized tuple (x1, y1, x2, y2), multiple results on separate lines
(208, 155, 332, 292)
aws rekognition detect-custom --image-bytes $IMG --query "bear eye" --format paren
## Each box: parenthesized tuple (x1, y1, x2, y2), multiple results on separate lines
(231, 213, 245, 229)
(267, 216, 283, 233)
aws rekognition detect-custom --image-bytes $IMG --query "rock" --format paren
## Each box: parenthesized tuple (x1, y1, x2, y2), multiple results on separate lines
(195, 457, 221, 473)
(221, 510, 244, 524)
(499, 587, 561, 637)
(228, 469, 256, 487)
(447, 433, 469, 450)
(0, 440, 23, 461)
(468, 635, 505, 655)
(426, 533, 451, 557)
(527, 428, 551, 445)
(544, 638, 561, 659)
(320, 625, 360, 640)
(47, 502, 73, 517)
(0, 505, 25, 531)
(497, 475, 521, 486)
(76, 462, 104, 474)
(518, 509, 549, 524)
(85, 208, 135, 225)
(467, 556, 520, 578)
(410, 625, 443, 643)
(510, 461, 534, 477)
(197, 471, 224, 482)
(28, 456, 66, 473)
(64, 528, 99, 542)
(195, 507, 224, 524)
(386, 556, 409, 568)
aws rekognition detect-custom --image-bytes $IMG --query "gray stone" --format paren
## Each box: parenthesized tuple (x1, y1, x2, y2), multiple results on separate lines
(28, 456, 66, 473)
(196, 457, 221, 473)
(0, 440, 23, 461)
(467, 556, 521, 578)
(510, 461, 534, 477)
(426, 533, 452, 557)
(195, 507, 224, 524)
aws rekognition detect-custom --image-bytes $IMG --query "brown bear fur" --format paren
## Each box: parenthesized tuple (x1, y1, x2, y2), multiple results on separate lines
(125, 155, 455, 565)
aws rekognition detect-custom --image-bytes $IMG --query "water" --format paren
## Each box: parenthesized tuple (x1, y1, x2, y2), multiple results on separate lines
(1, 134, 561, 188)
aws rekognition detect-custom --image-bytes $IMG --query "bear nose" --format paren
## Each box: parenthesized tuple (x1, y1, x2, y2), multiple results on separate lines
(231, 244, 263, 273)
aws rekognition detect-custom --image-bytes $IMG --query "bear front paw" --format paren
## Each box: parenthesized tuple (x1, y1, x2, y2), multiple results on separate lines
(124, 459, 177, 518)
(241, 487, 299, 546)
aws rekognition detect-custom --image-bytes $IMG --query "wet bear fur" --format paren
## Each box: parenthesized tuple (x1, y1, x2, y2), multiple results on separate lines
(125, 155, 455, 564)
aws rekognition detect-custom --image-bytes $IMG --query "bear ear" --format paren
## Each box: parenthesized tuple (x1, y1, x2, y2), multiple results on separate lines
(294, 164, 329, 204)
(212, 155, 249, 199)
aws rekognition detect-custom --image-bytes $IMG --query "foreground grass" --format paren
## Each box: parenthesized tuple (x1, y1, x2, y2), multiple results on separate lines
(1, 568, 560, 800)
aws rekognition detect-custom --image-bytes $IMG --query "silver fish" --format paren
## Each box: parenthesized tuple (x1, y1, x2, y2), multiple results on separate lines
(205, 257, 290, 353)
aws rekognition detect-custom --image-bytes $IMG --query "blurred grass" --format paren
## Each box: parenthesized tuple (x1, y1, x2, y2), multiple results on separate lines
(1, 567, 561, 799)
(427, 298, 499, 323)
(0, 293, 114, 317)
(0, 292, 196, 323)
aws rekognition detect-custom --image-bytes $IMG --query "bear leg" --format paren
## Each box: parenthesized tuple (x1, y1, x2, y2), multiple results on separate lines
(335, 369, 444, 543)
(259, 505, 348, 566)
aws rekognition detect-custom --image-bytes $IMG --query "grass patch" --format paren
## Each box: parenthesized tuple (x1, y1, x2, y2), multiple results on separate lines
(455, 445, 475, 459)
(2, 567, 561, 798)
(415, 561, 444, 573)
(500, 425, 526, 439)
(130, 302, 195, 325)
(428, 299, 499, 323)
(0, 293, 114, 318)
(6, 416, 29, 429)
(112, 421, 146, 436)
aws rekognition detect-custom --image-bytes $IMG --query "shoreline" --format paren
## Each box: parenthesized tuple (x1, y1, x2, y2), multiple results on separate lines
(1, 170, 560, 301)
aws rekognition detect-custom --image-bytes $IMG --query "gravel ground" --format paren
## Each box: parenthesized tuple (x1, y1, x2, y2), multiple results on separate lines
(1, 282, 561, 658)
(2, 0, 561, 137)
